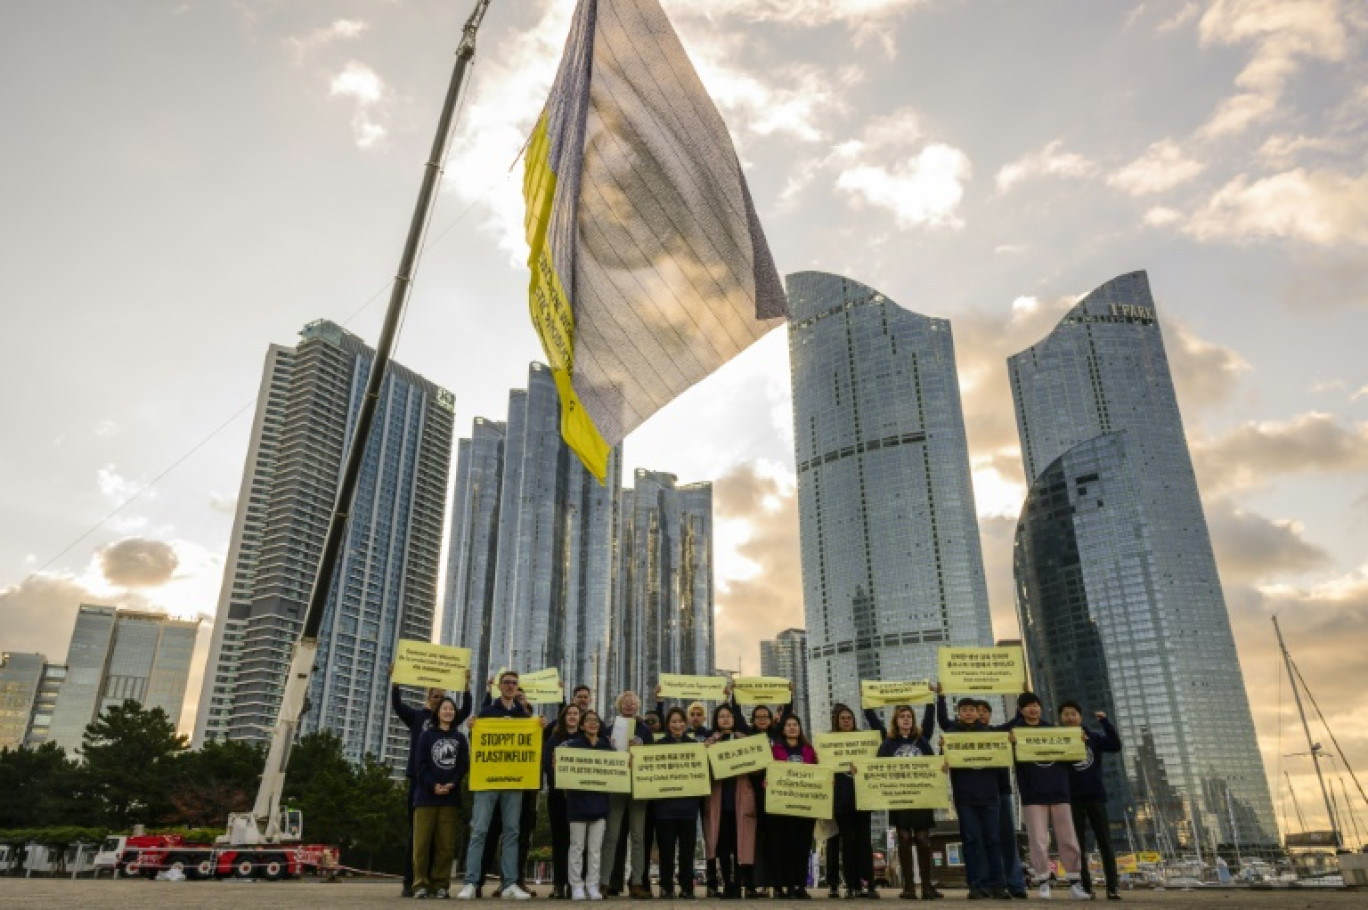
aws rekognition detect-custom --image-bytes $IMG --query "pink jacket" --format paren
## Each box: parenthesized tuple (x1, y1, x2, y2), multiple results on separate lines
(702, 753, 758, 863)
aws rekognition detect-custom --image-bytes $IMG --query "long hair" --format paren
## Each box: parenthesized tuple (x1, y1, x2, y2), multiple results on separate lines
(434, 696, 460, 730)
(885, 704, 921, 740)
(830, 702, 857, 733)
(779, 712, 809, 747)
(712, 701, 737, 733)
(553, 702, 583, 740)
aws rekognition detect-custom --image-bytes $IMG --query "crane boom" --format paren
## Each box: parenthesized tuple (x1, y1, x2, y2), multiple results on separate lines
(225, 0, 494, 846)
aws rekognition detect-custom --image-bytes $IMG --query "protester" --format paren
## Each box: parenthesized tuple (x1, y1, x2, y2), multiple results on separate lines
(977, 699, 1028, 899)
(456, 671, 540, 901)
(826, 703, 877, 899)
(1060, 701, 1122, 900)
(546, 703, 584, 900)
(703, 702, 758, 898)
(862, 704, 941, 901)
(601, 690, 654, 898)
(564, 710, 615, 901)
(413, 696, 470, 899)
(769, 714, 819, 899)
(935, 684, 1009, 900)
(651, 707, 703, 898)
(1006, 692, 1088, 900)
(478, 685, 541, 896)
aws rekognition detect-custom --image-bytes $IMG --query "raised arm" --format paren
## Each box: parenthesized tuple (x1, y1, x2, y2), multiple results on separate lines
(921, 702, 936, 738)
(454, 690, 473, 725)
(391, 684, 420, 730)
(863, 707, 887, 737)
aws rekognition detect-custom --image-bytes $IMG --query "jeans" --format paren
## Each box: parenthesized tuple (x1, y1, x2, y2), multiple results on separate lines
(998, 798, 1027, 893)
(956, 800, 1003, 893)
(569, 819, 606, 891)
(464, 790, 522, 888)
(1071, 799, 1117, 893)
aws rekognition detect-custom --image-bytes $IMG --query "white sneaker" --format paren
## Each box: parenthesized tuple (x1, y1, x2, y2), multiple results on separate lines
(502, 884, 532, 900)
(586, 887, 603, 901)
(571, 885, 586, 901)
(1069, 882, 1092, 900)
(455, 883, 476, 900)
(413, 888, 429, 899)
(1038, 880, 1052, 899)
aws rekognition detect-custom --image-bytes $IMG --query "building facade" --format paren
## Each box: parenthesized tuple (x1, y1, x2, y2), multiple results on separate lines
(610, 470, 714, 701)
(1009, 271, 1277, 851)
(197, 320, 454, 770)
(786, 271, 994, 730)
(0, 652, 46, 749)
(43, 605, 198, 754)
(441, 364, 622, 704)
(760, 628, 809, 729)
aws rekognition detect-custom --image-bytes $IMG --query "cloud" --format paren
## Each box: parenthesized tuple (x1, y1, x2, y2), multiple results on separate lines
(710, 461, 804, 673)
(329, 61, 388, 149)
(99, 538, 180, 588)
(1157, 1, 1201, 33)
(675, 0, 928, 50)
(1207, 499, 1333, 584)
(92, 419, 119, 439)
(1197, 0, 1350, 137)
(1193, 412, 1368, 496)
(1165, 319, 1252, 411)
(1182, 168, 1368, 246)
(1142, 206, 1182, 227)
(208, 491, 238, 514)
(0, 574, 149, 661)
(1280, 250, 1368, 309)
(1107, 139, 1206, 195)
(1258, 132, 1344, 166)
(995, 140, 1099, 193)
(285, 19, 367, 65)
(96, 464, 150, 504)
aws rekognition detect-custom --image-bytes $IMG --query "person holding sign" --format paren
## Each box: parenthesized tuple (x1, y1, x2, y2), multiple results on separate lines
(824, 703, 879, 899)
(1060, 701, 1122, 901)
(413, 696, 470, 899)
(650, 707, 704, 899)
(456, 671, 541, 901)
(703, 702, 759, 899)
(545, 704, 584, 900)
(741, 700, 790, 897)
(976, 700, 1028, 900)
(601, 690, 654, 899)
(872, 704, 942, 901)
(563, 710, 615, 901)
(934, 684, 1010, 900)
(768, 714, 819, 899)
(1006, 693, 1087, 900)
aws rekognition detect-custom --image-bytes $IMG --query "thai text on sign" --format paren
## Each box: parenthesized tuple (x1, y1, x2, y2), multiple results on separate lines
(707, 734, 771, 779)
(860, 680, 933, 708)
(766, 761, 833, 819)
(941, 732, 1013, 769)
(392, 640, 470, 690)
(854, 757, 949, 811)
(731, 677, 790, 705)
(470, 717, 542, 790)
(554, 748, 631, 794)
(631, 743, 710, 799)
(937, 646, 1025, 694)
(814, 731, 882, 772)
(1012, 726, 1086, 762)
(658, 674, 728, 701)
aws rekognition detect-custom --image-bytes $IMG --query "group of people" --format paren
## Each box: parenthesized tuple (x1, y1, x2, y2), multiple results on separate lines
(390, 670, 1124, 903)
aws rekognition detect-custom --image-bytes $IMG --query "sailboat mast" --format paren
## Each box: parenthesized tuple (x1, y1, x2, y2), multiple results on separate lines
(1272, 615, 1341, 846)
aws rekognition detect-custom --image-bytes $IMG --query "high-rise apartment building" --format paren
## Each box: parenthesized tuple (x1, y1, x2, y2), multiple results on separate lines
(442, 364, 622, 703)
(760, 628, 808, 728)
(26, 662, 66, 747)
(786, 271, 994, 730)
(197, 320, 453, 770)
(43, 605, 198, 753)
(1009, 271, 1277, 850)
(0, 652, 46, 749)
(610, 470, 714, 701)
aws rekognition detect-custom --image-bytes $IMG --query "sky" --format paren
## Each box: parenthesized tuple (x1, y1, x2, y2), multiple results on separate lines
(2, 0, 1366, 839)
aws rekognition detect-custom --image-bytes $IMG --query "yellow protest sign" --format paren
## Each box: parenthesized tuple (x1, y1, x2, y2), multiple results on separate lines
(1137, 852, 1161, 865)
(814, 731, 882, 772)
(941, 732, 1013, 768)
(861, 680, 933, 708)
(658, 673, 729, 701)
(937, 646, 1025, 694)
(731, 677, 790, 705)
(766, 761, 834, 819)
(708, 734, 771, 779)
(469, 717, 543, 790)
(1012, 726, 1086, 762)
(1116, 854, 1139, 875)
(392, 640, 471, 690)
(631, 743, 710, 799)
(854, 757, 949, 811)
(489, 667, 564, 704)
(554, 747, 631, 794)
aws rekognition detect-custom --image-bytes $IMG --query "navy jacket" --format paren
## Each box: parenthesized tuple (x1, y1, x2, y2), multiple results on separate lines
(1068, 717, 1121, 802)
(936, 696, 1000, 807)
(649, 732, 703, 822)
(876, 733, 935, 759)
(561, 734, 615, 821)
(392, 686, 471, 779)
(544, 729, 579, 789)
(415, 725, 469, 808)
(1006, 715, 1072, 805)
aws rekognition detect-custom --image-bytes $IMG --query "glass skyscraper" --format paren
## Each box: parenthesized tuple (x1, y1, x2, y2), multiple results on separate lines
(1009, 271, 1277, 851)
(786, 271, 994, 730)
(197, 320, 453, 771)
(441, 363, 623, 703)
(760, 628, 809, 729)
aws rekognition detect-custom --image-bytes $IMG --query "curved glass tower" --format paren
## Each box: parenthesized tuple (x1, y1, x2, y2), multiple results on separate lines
(787, 271, 993, 730)
(1009, 271, 1276, 852)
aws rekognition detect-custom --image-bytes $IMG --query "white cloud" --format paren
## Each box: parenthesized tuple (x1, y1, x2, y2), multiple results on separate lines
(1197, 0, 1350, 137)
(96, 464, 149, 504)
(1107, 139, 1206, 195)
(835, 143, 971, 230)
(286, 19, 367, 65)
(1157, 1, 1201, 33)
(1352, 385, 1368, 401)
(1258, 132, 1343, 165)
(92, 419, 119, 439)
(995, 140, 1098, 193)
(1183, 168, 1368, 246)
(1143, 205, 1182, 227)
(329, 61, 388, 149)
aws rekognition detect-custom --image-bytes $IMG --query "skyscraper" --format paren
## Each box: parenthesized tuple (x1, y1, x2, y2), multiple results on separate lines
(611, 470, 714, 701)
(786, 272, 994, 729)
(197, 320, 453, 770)
(0, 652, 46, 749)
(760, 628, 809, 728)
(441, 363, 622, 704)
(1009, 271, 1277, 850)
(45, 605, 198, 753)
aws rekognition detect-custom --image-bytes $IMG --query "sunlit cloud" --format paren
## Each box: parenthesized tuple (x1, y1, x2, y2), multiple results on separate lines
(329, 61, 388, 149)
(1107, 138, 1206, 195)
(285, 18, 367, 65)
(1182, 168, 1368, 246)
(995, 139, 1099, 193)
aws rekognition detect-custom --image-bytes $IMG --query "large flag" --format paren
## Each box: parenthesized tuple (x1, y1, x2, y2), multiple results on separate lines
(524, 0, 787, 481)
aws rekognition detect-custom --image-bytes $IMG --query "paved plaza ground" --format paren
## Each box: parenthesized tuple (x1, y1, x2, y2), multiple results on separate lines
(0, 879, 1360, 909)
